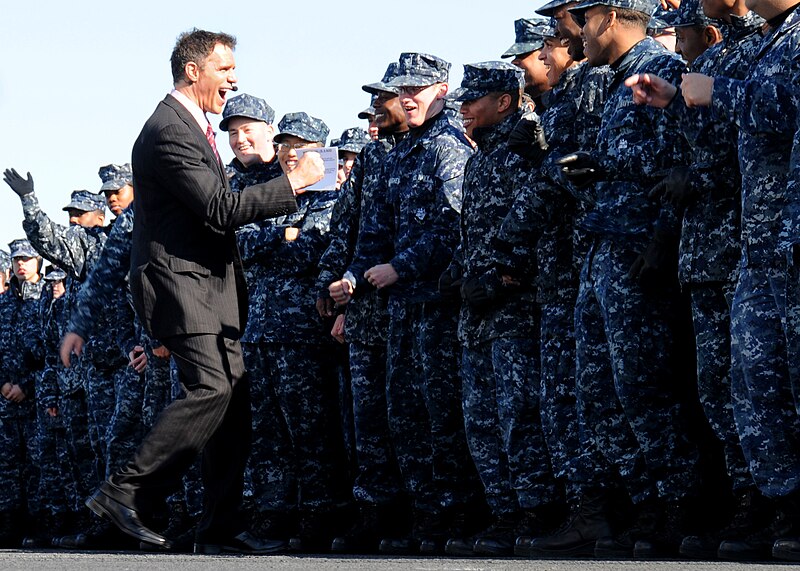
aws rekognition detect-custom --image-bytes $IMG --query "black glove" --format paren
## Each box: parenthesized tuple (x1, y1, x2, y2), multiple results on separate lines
(3, 168, 34, 198)
(647, 166, 694, 209)
(438, 265, 463, 303)
(556, 152, 604, 188)
(461, 270, 505, 310)
(508, 114, 549, 165)
(628, 230, 679, 293)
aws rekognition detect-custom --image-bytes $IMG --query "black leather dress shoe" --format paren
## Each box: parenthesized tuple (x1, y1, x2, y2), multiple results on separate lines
(86, 490, 170, 549)
(194, 531, 286, 555)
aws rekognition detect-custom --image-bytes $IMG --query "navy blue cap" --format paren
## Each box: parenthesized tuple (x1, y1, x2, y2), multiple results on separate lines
(501, 18, 550, 58)
(387, 53, 450, 88)
(452, 61, 525, 102)
(274, 112, 330, 145)
(9, 239, 37, 259)
(220, 93, 276, 131)
(63, 190, 106, 213)
(99, 163, 133, 192)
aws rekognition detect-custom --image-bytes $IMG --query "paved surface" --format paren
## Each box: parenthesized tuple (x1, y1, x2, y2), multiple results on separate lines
(0, 552, 791, 570)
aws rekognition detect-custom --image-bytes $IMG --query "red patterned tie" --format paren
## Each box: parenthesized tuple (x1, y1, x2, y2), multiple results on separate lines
(205, 123, 220, 162)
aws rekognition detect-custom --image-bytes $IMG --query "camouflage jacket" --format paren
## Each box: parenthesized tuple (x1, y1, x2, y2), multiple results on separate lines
(496, 62, 611, 305)
(453, 110, 539, 346)
(0, 278, 45, 416)
(40, 283, 84, 406)
(238, 190, 339, 345)
(68, 206, 140, 360)
(580, 37, 689, 247)
(718, 4, 800, 264)
(348, 110, 473, 303)
(668, 11, 764, 283)
(21, 193, 131, 369)
(316, 137, 399, 345)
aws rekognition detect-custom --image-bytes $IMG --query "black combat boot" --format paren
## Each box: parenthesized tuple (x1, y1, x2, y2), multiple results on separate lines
(634, 498, 697, 558)
(331, 503, 382, 554)
(771, 489, 800, 561)
(681, 487, 772, 559)
(594, 497, 663, 558)
(522, 488, 614, 558)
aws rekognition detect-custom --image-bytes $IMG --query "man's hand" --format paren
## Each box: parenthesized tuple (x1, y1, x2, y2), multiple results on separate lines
(438, 265, 463, 303)
(660, 0, 680, 9)
(316, 297, 335, 317)
(286, 152, 325, 194)
(329, 279, 354, 305)
(1, 383, 11, 399)
(364, 264, 399, 289)
(5, 384, 26, 403)
(507, 114, 549, 164)
(556, 152, 604, 188)
(628, 232, 679, 293)
(681, 73, 714, 107)
(60, 332, 85, 367)
(331, 314, 346, 344)
(128, 345, 148, 374)
(152, 345, 171, 359)
(625, 73, 677, 108)
(3, 168, 34, 198)
(647, 166, 693, 208)
(47, 406, 59, 418)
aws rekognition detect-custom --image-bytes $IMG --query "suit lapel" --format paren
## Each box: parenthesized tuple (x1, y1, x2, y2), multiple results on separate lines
(162, 95, 228, 183)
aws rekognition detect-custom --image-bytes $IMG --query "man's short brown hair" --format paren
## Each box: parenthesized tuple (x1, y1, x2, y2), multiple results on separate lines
(170, 28, 237, 84)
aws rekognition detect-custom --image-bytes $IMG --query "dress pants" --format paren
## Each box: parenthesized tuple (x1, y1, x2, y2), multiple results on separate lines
(101, 333, 251, 541)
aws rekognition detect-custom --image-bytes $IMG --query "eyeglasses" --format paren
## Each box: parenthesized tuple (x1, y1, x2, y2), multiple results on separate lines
(276, 142, 316, 151)
(397, 84, 433, 97)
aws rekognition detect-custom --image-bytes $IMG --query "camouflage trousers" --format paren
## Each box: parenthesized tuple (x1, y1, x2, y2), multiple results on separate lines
(348, 340, 403, 505)
(462, 337, 559, 516)
(688, 283, 752, 491)
(58, 388, 97, 512)
(575, 240, 700, 503)
(168, 358, 204, 519)
(730, 264, 800, 498)
(33, 405, 72, 518)
(540, 302, 615, 502)
(141, 349, 173, 431)
(386, 298, 480, 513)
(242, 341, 295, 514)
(244, 341, 347, 512)
(0, 407, 38, 513)
(84, 362, 120, 482)
(106, 365, 145, 478)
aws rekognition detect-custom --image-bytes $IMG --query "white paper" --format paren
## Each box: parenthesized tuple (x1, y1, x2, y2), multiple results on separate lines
(294, 146, 338, 191)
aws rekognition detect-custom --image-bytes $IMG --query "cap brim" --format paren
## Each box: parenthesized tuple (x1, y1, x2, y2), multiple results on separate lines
(451, 87, 491, 102)
(362, 82, 399, 95)
(568, 0, 602, 15)
(501, 41, 544, 59)
(219, 113, 270, 132)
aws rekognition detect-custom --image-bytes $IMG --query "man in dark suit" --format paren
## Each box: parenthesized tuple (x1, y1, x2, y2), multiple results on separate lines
(61, 28, 324, 554)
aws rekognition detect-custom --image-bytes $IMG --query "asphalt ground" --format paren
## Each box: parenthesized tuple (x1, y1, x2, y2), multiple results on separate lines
(0, 551, 794, 571)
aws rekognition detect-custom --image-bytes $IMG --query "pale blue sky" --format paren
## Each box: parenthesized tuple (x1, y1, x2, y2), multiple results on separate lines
(0, 0, 545, 252)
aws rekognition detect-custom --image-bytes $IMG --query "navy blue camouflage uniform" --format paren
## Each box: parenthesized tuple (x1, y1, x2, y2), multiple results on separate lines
(453, 92, 559, 518)
(316, 134, 405, 507)
(717, 3, 800, 500)
(662, 8, 765, 495)
(0, 270, 44, 520)
(348, 54, 480, 520)
(495, 59, 617, 502)
(569, 35, 701, 504)
(236, 111, 348, 521)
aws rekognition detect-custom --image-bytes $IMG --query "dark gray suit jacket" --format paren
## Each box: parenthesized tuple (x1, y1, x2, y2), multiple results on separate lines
(130, 94, 297, 339)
